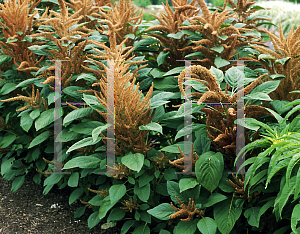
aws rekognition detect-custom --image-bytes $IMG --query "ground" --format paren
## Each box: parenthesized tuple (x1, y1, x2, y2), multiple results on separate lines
(0, 170, 121, 234)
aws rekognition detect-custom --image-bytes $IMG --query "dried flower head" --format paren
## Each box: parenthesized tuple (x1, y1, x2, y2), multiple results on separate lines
(152, 151, 170, 169)
(120, 199, 140, 213)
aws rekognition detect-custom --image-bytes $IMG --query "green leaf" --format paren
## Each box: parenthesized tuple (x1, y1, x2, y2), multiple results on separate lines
(210, 67, 224, 84)
(70, 121, 104, 135)
(291, 204, 300, 233)
(217, 35, 228, 40)
(30, 109, 40, 120)
(163, 66, 185, 76)
(139, 173, 154, 188)
(69, 187, 84, 204)
(139, 122, 162, 134)
(121, 153, 144, 173)
(92, 124, 111, 142)
(29, 131, 50, 149)
(244, 207, 260, 228)
(179, 178, 199, 193)
(214, 200, 242, 234)
(109, 184, 126, 203)
(20, 112, 33, 132)
(133, 225, 150, 234)
(150, 91, 174, 109)
(44, 174, 63, 186)
(184, 79, 208, 93)
(74, 206, 86, 218)
(63, 156, 101, 169)
(107, 208, 126, 222)
(157, 51, 170, 66)
(275, 57, 290, 65)
(175, 124, 207, 141)
(233, 23, 246, 28)
(224, 67, 244, 89)
(140, 211, 151, 223)
(195, 151, 224, 192)
(35, 108, 55, 131)
(63, 107, 93, 126)
(161, 141, 194, 155)
(270, 100, 292, 114)
(150, 68, 165, 78)
(174, 220, 198, 234)
(99, 196, 118, 219)
(88, 211, 101, 229)
(0, 83, 17, 95)
(211, 46, 224, 53)
(11, 176, 25, 193)
(234, 117, 260, 131)
(167, 31, 184, 39)
(0, 134, 16, 148)
(63, 86, 86, 99)
(214, 57, 230, 69)
(147, 203, 175, 220)
(257, 199, 274, 224)
(134, 184, 150, 202)
(258, 54, 276, 60)
(0, 55, 12, 65)
(121, 220, 136, 234)
(244, 92, 272, 101)
(197, 217, 217, 234)
(1, 157, 14, 175)
(134, 37, 160, 50)
(66, 137, 101, 154)
(204, 193, 227, 207)
(75, 73, 98, 83)
(68, 172, 79, 187)
(185, 51, 203, 58)
(251, 80, 280, 95)
(270, 74, 286, 80)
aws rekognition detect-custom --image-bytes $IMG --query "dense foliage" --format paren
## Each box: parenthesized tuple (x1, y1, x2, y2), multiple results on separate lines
(0, 0, 300, 233)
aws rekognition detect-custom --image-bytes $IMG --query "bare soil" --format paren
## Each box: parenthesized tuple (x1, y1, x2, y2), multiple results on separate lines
(0, 170, 121, 234)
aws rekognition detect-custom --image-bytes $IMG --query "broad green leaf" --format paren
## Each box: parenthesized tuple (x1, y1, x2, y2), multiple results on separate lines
(211, 46, 224, 53)
(257, 199, 274, 224)
(134, 37, 160, 49)
(99, 196, 118, 219)
(163, 66, 185, 76)
(92, 124, 111, 142)
(132, 225, 150, 234)
(183, 79, 208, 93)
(210, 66, 224, 84)
(75, 73, 98, 83)
(150, 68, 165, 78)
(291, 204, 300, 233)
(88, 211, 101, 229)
(139, 173, 154, 188)
(0, 55, 12, 65)
(275, 57, 290, 65)
(217, 35, 228, 40)
(251, 80, 280, 95)
(0, 83, 17, 95)
(161, 141, 194, 155)
(11, 175, 25, 193)
(69, 187, 84, 204)
(270, 100, 292, 114)
(134, 184, 150, 202)
(66, 137, 101, 154)
(107, 208, 126, 222)
(70, 121, 104, 135)
(109, 184, 126, 203)
(258, 54, 276, 60)
(44, 173, 63, 186)
(195, 151, 224, 192)
(139, 122, 162, 134)
(68, 172, 79, 187)
(179, 178, 199, 193)
(270, 74, 286, 80)
(150, 91, 174, 109)
(204, 193, 227, 207)
(74, 206, 86, 218)
(20, 112, 34, 132)
(214, 57, 230, 69)
(157, 51, 170, 66)
(174, 220, 198, 234)
(0, 134, 16, 148)
(197, 217, 217, 234)
(121, 220, 136, 234)
(224, 67, 244, 89)
(30, 109, 40, 120)
(28, 131, 50, 149)
(63, 107, 93, 126)
(35, 108, 56, 131)
(214, 200, 242, 234)
(63, 156, 101, 169)
(167, 31, 184, 39)
(147, 203, 175, 220)
(175, 124, 207, 141)
(121, 153, 144, 173)
(244, 92, 272, 101)
(244, 207, 260, 228)
(62, 86, 86, 99)
(1, 157, 15, 175)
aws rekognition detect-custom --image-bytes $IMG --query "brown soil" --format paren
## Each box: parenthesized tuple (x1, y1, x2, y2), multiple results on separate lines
(0, 170, 121, 234)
